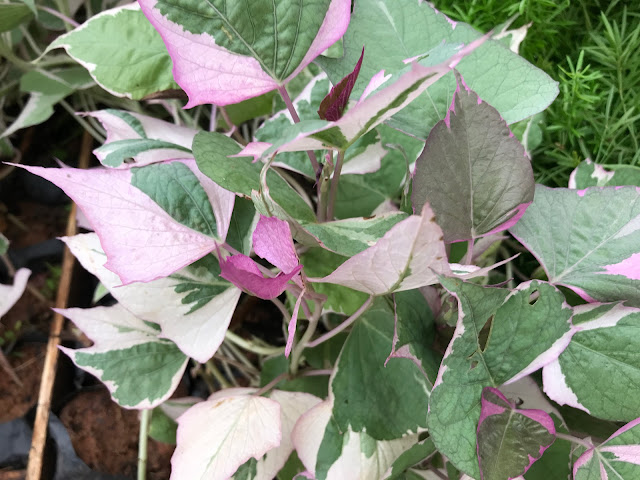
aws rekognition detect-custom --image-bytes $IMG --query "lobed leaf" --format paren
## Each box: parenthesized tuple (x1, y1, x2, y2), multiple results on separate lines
(316, 0, 558, 139)
(16, 160, 234, 284)
(63, 233, 241, 363)
(412, 71, 534, 242)
(330, 297, 432, 439)
(138, 0, 350, 106)
(542, 302, 640, 422)
(476, 387, 555, 480)
(237, 37, 487, 157)
(428, 279, 573, 478)
(193, 131, 316, 223)
(509, 185, 640, 306)
(314, 204, 450, 296)
(46, 4, 178, 99)
(573, 417, 640, 480)
(58, 304, 188, 409)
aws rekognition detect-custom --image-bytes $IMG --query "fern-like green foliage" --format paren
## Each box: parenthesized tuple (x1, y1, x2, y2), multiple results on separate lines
(432, 0, 640, 186)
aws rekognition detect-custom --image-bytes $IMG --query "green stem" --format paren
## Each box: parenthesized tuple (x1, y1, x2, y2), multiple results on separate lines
(277, 85, 320, 176)
(225, 331, 285, 356)
(0, 41, 33, 71)
(555, 432, 593, 449)
(59, 100, 105, 142)
(206, 360, 231, 389)
(137, 409, 152, 480)
(326, 150, 344, 220)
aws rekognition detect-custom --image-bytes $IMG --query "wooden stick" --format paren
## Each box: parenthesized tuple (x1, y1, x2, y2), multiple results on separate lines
(26, 131, 92, 480)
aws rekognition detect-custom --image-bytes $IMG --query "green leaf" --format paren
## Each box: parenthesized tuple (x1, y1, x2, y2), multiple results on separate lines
(331, 298, 431, 440)
(0, 3, 33, 32)
(193, 131, 316, 223)
(225, 91, 276, 125)
(570, 159, 640, 188)
(543, 303, 640, 422)
(154, 0, 330, 82)
(317, 0, 558, 139)
(299, 248, 369, 315)
(509, 185, 640, 306)
(96, 139, 191, 168)
(2, 68, 90, 139)
(255, 75, 331, 178)
(391, 289, 441, 385)
(573, 417, 640, 480)
(149, 407, 178, 444)
(428, 279, 573, 478)
(46, 4, 179, 99)
(0, 233, 9, 255)
(477, 387, 555, 480)
(412, 71, 534, 242)
(224, 197, 258, 256)
(59, 305, 188, 409)
(301, 212, 408, 257)
(386, 438, 436, 480)
(131, 161, 219, 238)
(260, 355, 329, 399)
(335, 126, 423, 218)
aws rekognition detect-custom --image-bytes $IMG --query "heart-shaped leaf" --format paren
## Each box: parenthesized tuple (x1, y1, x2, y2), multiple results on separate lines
(477, 387, 556, 480)
(412, 71, 534, 242)
(428, 278, 573, 478)
(138, 0, 350, 106)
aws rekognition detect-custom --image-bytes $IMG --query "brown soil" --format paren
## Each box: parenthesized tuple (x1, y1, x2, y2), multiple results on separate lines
(0, 343, 46, 423)
(59, 389, 174, 480)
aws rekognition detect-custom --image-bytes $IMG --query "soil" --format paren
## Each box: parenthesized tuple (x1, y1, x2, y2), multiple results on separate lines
(0, 343, 46, 423)
(59, 389, 174, 480)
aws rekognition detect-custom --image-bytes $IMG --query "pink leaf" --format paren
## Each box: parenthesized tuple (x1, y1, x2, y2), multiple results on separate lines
(220, 253, 302, 300)
(314, 203, 450, 295)
(253, 215, 299, 274)
(138, 0, 350, 107)
(14, 164, 215, 284)
(318, 48, 364, 121)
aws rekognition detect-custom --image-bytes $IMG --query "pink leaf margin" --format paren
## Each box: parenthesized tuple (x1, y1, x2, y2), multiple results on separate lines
(138, 0, 351, 107)
(477, 387, 556, 480)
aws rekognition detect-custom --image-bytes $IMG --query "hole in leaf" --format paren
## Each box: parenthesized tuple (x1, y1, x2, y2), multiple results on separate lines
(529, 290, 539, 305)
(469, 360, 479, 370)
(478, 315, 494, 353)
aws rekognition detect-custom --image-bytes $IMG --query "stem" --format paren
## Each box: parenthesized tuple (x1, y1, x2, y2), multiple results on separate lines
(209, 105, 217, 131)
(290, 298, 323, 375)
(137, 409, 152, 480)
(277, 85, 320, 176)
(556, 432, 593, 449)
(225, 331, 285, 356)
(255, 372, 289, 396)
(206, 360, 231, 389)
(218, 106, 247, 145)
(37, 5, 79, 28)
(0, 41, 33, 71)
(307, 296, 374, 348)
(59, 100, 105, 142)
(463, 239, 475, 265)
(52, 0, 73, 31)
(326, 150, 344, 220)
(271, 297, 292, 324)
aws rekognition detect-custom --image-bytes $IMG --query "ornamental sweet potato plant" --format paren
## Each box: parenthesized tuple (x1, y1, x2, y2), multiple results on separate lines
(10, 0, 640, 479)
